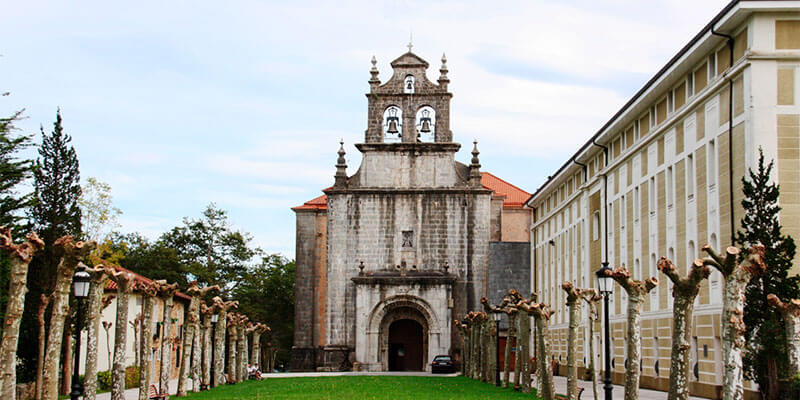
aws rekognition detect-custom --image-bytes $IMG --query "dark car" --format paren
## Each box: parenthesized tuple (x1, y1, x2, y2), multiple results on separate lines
(430, 355, 455, 373)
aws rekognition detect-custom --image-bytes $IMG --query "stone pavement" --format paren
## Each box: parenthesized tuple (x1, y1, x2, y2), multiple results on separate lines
(92, 372, 705, 399)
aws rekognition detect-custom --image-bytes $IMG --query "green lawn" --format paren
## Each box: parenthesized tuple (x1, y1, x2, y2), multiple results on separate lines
(183, 375, 541, 399)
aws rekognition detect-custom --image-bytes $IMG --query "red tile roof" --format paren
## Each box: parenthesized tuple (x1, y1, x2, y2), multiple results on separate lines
(292, 172, 530, 211)
(105, 265, 191, 301)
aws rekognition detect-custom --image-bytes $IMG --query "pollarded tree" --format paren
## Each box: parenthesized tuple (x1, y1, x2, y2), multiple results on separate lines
(42, 237, 93, 400)
(0, 229, 43, 400)
(480, 297, 498, 385)
(200, 303, 214, 388)
(702, 244, 766, 400)
(579, 289, 601, 400)
(35, 293, 51, 400)
(562, 282, 592, 400)
(657, 257, 711, 400)
(177, 282, 219, 396)
(237, 315, 250, 382)
(83, 265, 110, 400)
(227, 313, 239, 382)
(603, 266, 658, 400)
(213, 297, 237, 386)
(767, 294, 800, 376)
(735, 150, 800, 398)
(517, 298, 555, 400)
(155, 280, 179, 394)
(503, 306, 518, 389)
(251, 323, 270, 370)
(137, 281, 158, 400)
(106, 266, 135, 400)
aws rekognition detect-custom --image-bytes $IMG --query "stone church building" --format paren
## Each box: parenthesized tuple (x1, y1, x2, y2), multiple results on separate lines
(291, 50, 531, 372)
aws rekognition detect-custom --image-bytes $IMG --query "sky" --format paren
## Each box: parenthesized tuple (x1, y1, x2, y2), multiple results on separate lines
(1, 0, 731, 258)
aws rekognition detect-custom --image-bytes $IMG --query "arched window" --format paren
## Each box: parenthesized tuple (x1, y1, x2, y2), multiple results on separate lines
(383, 106, 402, 142)
(416, 106, 435, 142)
(404, 75, 415, 94)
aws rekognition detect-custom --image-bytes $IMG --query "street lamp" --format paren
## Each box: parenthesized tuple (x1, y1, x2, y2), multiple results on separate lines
(210, 313, 219, 388)
(491, 311, 501, 387)
(70, 267, 91, 400)
(595, 262, 614, 400)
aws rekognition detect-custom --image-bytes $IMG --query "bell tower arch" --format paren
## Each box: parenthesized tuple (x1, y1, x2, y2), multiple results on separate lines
(366, 51, 452, 144)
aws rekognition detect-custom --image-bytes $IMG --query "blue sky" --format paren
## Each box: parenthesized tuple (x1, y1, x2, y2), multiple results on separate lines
(1, 0, 730, 257)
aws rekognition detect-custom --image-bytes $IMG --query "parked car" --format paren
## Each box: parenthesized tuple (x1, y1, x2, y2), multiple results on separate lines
(430, 355, 455, 373)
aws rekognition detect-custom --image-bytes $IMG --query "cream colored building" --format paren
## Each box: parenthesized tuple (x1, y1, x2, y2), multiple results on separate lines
(525, 1, 800, 397)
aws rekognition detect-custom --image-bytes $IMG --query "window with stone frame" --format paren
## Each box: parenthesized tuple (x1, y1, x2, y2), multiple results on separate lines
(402, 230, 414, 247)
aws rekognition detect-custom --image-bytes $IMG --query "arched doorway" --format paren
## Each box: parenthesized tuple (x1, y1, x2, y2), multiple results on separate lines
(388, 319, 424, 371)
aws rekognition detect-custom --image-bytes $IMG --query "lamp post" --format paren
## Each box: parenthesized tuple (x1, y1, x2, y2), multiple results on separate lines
(70, 267, 91, 400)
(491, 311, 501, 387)
(595, 262, 614, 400)
(210, 313, 218, 388)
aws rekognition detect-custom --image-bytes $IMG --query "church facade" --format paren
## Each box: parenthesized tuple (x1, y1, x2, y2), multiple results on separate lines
(291, 50, 531, 372)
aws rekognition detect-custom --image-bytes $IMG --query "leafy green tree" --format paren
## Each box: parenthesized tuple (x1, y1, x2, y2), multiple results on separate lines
(232, 254, 295, 368)
(79, 177, 122, 243)
(160, 203, 259, 293)
(18, 109, 83, 381)
(737, 149, 800, 397)
(105, 232, 188, 287)
(0, 96, 34, 332)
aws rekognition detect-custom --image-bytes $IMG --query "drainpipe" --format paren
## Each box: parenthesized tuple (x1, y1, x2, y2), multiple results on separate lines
(711, 27, 735, 246)
(591, 139, 610, 267)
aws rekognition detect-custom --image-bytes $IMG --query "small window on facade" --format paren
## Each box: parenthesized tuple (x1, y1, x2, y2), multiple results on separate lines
(634, 120, 641, 141)
(708, 54, 717, 79)
(688, 241, 696, 274)
(687, 74, 695, 98)
(592, 211, 601, 241)
(402, 230, 414, 247)
(708, 140, 717, 189)
(620, 195, 626, 229)
(667, 91, 675, 114)
(667, 166, 674, 208)
(634, 186, 641, 222)
(649, 106, 657, 128)
(404, 75, 415, 94)
(649, 177, 656, 215)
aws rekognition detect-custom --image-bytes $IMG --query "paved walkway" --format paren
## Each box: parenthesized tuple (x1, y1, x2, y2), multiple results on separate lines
(94, 372, 704, 399)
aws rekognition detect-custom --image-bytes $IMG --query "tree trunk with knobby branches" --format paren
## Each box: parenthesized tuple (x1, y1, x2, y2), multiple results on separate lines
(455, 320, 466, 376)
(562, 282, 591, 400)
(702, 245, 765, 400)
(227, 314, 239, 382)
(603, 266, 658, 400)
(504, 308, 517, 388)
(518, 299, 555, 400)
(107, 267, 136, 400)
(191, 316, 201, 392)
(579, 290, 601, 400)
(137, 281, 158, 400)
(767, 294, 800, 375)
(130, 315, 141, 367)
(213, 298, 236, 386)
(251, 323, 269, 369)
(155, 280, 179, 394)
(42, 237, 93, 400)
(468, 313, 479, 380)
(658, 257, 711, 400)
(35, 293, 51, 400)
(200, 303, 214, 387)
(177, 283, 219, 396)
(0, 229, 43, 400)
(83, 265, 111, 400)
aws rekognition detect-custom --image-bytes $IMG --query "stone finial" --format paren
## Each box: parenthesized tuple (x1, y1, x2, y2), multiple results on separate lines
(438, 53, 449, 89)
(369, 56, 380, 89)
(334, 140, 348, 187)
(470, 140, 482, 187)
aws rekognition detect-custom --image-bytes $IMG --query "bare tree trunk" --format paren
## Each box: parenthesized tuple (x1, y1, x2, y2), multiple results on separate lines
(658, 257, 711, 400)
(768, 294, 800, 375)
(130, 314, 141, 367)
(579, 291, 601, 400)
(83, 266, 109, 400)
(562, 282, 584, 400)
(42, 237, 93, 400)
(602, 266, 658, 400)
(514, 313, 522, 389)
(155, 281, 178, 395)
(0, 230, 43, 400)
(237, 319, 249, 381)
(702, 245, 765, 400)
(227, 315, 238, 383)
(518, 312, 531, 393)
(102, 321, 112, 372)
(107, 267, 136, 400)
(251, 324, 265, 369)
(200, 303, 213, 387)
(191, 319, 201, 392)
(60, 323, 72, 395)
(137, 282, 158, 400)
(35, 294, 51, 400)
(213, 298, 235, 386)
(518, 300, 555, 400)
(504, 310, 517, 388)
(468, 315, 478, 379)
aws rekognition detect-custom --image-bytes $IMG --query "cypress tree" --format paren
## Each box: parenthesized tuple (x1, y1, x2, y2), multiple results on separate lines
(737, 149, 800, 397)
(17, 109, 82, 381)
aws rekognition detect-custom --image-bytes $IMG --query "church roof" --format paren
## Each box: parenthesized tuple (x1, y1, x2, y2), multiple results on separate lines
(390, 51, 429, 68)
(292, 173, 530, 211)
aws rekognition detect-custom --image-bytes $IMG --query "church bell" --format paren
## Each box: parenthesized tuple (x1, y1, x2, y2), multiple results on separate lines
(420, 119, 431, 133)
(387, 119, 399, 134)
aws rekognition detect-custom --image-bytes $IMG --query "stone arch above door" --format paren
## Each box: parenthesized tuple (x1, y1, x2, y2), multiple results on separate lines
(367, 295, 439, 371)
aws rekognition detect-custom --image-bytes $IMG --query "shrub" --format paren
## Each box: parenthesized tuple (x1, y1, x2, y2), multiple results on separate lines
(97, 370, 112, 391)
(125, 366, 140, 389)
